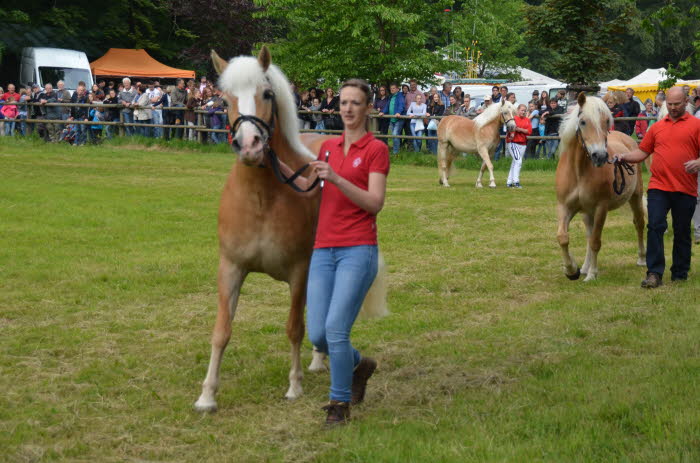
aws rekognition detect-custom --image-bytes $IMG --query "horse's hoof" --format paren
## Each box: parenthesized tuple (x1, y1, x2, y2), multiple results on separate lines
(566, 268, 581, 280)
(443, 182, 451, 188)
(637, 258, 646, 266)
(285, 385, 303, 400)
(194, 398, 218, 413)
(489, 184, 496, 189)
(583, 273, 597, 282)
(308, 362, 327, 373)
(476, 183, 483, 189)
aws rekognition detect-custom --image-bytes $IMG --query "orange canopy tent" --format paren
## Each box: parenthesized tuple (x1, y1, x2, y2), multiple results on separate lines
(90, 48, 195, 79)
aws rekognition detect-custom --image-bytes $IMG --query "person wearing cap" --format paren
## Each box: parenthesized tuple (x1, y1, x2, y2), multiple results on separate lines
(477, 94, 492, 114)
(530, 89, 540, 106)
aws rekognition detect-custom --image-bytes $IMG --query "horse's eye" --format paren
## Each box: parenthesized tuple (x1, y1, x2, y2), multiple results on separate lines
(263, 89, 274, 100)
(580, 119, 586, 126)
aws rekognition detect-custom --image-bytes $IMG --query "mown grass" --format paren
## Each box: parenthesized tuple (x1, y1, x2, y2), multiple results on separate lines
(1, 138, 699, 462)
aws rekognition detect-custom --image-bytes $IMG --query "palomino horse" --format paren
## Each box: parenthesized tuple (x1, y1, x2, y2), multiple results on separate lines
(436, 100, 517, 188)
(194, 47, 386, 412)
(555, 92, 646, 281)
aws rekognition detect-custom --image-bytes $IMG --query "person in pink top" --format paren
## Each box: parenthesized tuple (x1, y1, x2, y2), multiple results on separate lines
(1, 95, 18, 136)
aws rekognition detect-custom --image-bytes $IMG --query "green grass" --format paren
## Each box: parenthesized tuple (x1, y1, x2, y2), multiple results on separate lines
(1, 138, 699, 462)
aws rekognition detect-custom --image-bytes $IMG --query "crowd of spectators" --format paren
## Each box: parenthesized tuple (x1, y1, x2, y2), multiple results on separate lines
(0, 76, 227, 144)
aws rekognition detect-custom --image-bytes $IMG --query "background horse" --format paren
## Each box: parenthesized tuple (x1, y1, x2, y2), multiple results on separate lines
(555, 92, 646, 282)
(194, 48, 386, 412)
(436, 100, 516, 188)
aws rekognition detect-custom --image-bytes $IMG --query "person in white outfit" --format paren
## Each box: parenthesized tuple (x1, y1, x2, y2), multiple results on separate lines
(506, 104, 532, 188)
(406, 93, 428, 152)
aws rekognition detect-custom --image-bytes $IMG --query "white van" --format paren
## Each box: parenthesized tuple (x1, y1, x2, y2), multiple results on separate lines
(20, 47, 93, 92)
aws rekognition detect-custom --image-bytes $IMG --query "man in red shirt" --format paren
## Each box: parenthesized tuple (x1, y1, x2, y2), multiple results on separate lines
(618, 87, 700, 287)
(2, 83, 20, 102)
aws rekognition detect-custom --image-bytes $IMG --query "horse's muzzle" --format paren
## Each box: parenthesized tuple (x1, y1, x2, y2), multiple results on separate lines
(591, 151, 609, 168)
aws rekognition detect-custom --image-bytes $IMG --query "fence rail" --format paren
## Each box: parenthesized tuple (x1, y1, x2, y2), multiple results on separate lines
(0, 101, 658, 143)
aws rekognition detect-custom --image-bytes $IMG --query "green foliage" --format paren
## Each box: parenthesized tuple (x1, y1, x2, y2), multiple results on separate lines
(525, 0, 637, 87)
(255, 0, 458, 86)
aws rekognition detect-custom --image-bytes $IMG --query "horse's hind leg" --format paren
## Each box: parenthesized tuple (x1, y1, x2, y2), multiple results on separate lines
(195, 258, 246, 412)
(581, 212, 594, 275)
(630, 189, 647, 266)
(584, 205, 609, 281)
(285, 268, 308, 399)
(477, 146, 496, 188)
(557, 203, 580, 280)
(437, 141, 450, 187)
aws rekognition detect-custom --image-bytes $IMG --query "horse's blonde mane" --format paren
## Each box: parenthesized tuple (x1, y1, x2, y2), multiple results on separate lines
(474, 100, 515, 129)
(560, 96, 613, 146)
(218, 56, 315, 161)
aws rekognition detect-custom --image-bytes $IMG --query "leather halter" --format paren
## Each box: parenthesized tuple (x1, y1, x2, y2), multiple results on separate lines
(576, 120, 634, 196)
(229, 87, 319, 193)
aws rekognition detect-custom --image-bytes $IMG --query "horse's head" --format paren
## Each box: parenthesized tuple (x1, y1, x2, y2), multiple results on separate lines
(500, 100, 517, 132)
(572, 92, 613, 167)
(212, 47, 276, 166)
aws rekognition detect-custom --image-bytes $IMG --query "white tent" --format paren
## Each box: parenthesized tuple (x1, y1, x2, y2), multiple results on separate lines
(508, 66, 564, 87)
(600, 68, 668, 92)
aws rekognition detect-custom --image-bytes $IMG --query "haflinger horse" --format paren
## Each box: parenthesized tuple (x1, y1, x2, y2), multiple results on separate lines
(555, 92, 646, 282)
(194, 47, 387, 413)
(436, 100, 517, 188)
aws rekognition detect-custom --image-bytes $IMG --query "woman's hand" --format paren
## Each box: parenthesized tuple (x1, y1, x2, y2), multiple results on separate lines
(310, 160, 338, 184)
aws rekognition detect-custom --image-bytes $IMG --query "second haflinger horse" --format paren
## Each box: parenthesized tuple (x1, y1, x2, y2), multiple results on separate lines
(555, 92, 646, 282)
(436, 100, 517, 188)
(194, 47, 387, 413)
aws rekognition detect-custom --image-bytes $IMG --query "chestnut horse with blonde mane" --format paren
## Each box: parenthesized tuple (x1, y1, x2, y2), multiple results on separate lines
(436, 100, 517, 188)
(194, 47, 386, 412)
(555, 93, 646, 281)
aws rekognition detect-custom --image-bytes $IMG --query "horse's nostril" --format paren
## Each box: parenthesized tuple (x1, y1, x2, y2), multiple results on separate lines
(252, 135, 261, 146)
(231, 139, 240, 151)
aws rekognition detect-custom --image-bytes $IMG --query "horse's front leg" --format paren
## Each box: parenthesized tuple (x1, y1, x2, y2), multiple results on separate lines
(584, 205, 609, 281)
(195, 258, 246, 412)
(285, 266, 308, 399)
(557, 203, 580, 280)
(581, 212, 594, 275)
(477, 146, 496, 188)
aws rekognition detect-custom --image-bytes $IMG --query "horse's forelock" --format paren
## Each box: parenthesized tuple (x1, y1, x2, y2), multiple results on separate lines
(561, 97, 611, 146)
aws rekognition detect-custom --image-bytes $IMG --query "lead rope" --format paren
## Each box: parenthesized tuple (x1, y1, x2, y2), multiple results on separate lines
(576, 126, 632, 196)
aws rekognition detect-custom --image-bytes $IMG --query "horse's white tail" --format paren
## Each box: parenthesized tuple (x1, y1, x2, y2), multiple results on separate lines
(358, 252, 389, 319)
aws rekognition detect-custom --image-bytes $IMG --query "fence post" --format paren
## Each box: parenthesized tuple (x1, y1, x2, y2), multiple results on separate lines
(119, 111, 125, 137)
(197, 112, 204, 144)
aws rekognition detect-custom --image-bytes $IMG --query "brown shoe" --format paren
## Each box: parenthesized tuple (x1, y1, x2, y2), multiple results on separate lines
(641, 272, 662, 288)
(351, 357, 377, 405)
(322, 400, 350, 427)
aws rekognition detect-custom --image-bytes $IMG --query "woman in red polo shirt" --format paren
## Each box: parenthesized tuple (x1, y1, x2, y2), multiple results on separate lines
(296, 79, 390, 426)
(506, 103, 532, 188)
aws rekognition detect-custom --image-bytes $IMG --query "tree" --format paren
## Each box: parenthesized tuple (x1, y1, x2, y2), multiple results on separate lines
(255, 0, 458, 86)
(525, 0, 637, 89)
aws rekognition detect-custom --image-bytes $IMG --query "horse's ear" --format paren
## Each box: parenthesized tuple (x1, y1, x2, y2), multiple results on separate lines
(211, 50, 228, 75)
(577, 91, 586, 107)
(258, 46, 271, 72)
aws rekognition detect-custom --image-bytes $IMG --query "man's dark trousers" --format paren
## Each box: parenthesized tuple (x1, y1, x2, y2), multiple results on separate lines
(647, 188, 697, 280)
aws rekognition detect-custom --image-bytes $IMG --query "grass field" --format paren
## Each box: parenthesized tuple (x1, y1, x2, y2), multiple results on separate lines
(2, 138, 699, 462)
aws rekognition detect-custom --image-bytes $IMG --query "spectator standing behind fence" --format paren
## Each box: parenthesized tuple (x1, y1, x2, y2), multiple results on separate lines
(491, 86, 501, 103)
(635, 98, 657, 140)
(1, 95, 18, 136)
(459, 94, 478, 118)
(70, 83, 89, 146)
(604, 92, 625, 132)
(320, 87, 340, 133)
(185, 88, 201, 141)
(538, 91, 549, 112)
(427, 92, 444, 154)
(406, 93, 427, 152)
(541, 98, 564, 159)
(386, 83, 405, 154)
(38, 83, 61, 142)
(620, 87, 641, 136)
(170, 79, 188, 139)
(17, 88, 29, 136)
(373, 85, 390, 141)
(526, 101, 540, 159)
(453, 86, 464, 106)
(118, 78, 137, 136)
(88, 101, 105, 144)
(309, 97, 322, 130)
(103, 89, 119, 139)
(206, 89, 224, 144)
(134, 86, 153, 137)
(27, 84, 41, 136)
(440, 82, 452, 108)
(147, 82, 163, 138)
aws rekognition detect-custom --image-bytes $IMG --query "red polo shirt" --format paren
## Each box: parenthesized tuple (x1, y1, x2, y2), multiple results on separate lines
(639, 112, 700, 197)
(315, 132, 390, 248)
(507, 115, 532, 145)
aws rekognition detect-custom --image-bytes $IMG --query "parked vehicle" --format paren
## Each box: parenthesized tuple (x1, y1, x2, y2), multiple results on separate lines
(20, 47, 93, 92)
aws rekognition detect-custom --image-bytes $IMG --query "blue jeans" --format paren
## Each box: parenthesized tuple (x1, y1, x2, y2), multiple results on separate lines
(646, 189, 696, 280)
(152, 110, 163, 138)
(545, 138, 559, 159)
(122, 111, 134, 136)
(307, 245, 378, 402)
(75, 123, 87, 145)
(389, 120, 404, 154)
(410, 122, 424, 151)
(427, 129, 438, 154)
(494, 138, 505, 161)
(4, 120, 15, 136)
